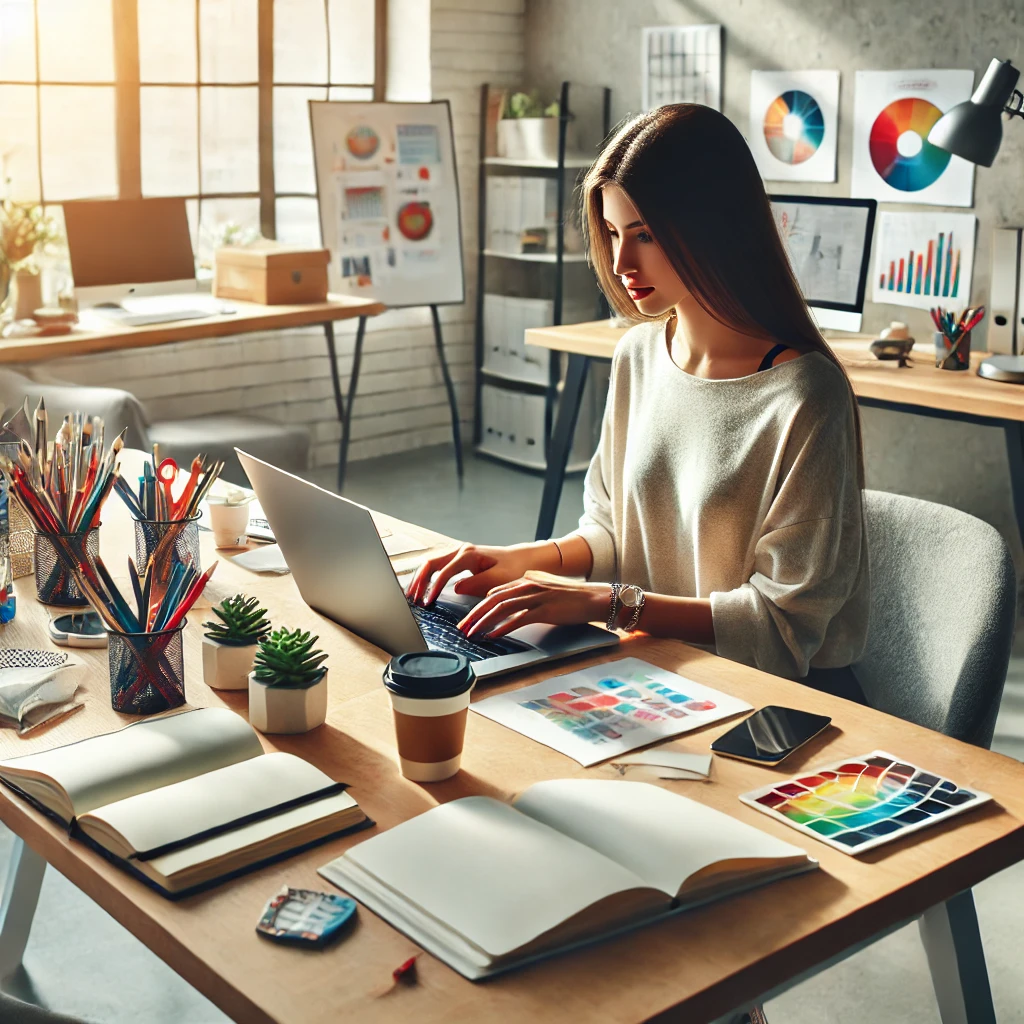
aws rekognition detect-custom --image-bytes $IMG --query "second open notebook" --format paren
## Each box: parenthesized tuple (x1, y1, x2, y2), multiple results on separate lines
(0, 707, 370, 897)
(319, 779, 815, 980)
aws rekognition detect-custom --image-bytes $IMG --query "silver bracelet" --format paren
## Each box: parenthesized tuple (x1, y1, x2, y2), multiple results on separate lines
(605, 583, 622, 631)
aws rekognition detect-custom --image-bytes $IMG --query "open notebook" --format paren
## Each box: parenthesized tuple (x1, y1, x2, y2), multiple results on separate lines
(319, 779, 815, 979)
(0, 708, 370, 897)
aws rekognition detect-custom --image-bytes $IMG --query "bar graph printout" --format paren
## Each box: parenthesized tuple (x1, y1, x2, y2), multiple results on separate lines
(870, 211, 976, 311)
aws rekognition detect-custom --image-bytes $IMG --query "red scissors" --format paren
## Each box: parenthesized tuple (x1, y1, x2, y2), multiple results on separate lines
(156, 458, 178, 520)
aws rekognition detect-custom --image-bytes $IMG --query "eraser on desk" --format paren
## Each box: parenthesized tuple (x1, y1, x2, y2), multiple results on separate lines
(256, 887, 357, 948)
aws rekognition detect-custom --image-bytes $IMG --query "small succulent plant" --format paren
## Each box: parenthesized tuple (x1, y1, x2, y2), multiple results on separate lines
(203, 594, 270, 647)
(252, 627, 327, 688)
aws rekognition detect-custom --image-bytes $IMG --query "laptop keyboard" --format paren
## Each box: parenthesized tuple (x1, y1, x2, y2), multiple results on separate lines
(410, 603, 527, 662)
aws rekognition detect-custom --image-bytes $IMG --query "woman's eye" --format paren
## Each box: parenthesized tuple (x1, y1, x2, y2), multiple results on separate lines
(636, 230, 653, 243)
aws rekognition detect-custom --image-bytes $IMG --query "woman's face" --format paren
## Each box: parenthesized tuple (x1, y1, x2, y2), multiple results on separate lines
(602, 183, 686, 316)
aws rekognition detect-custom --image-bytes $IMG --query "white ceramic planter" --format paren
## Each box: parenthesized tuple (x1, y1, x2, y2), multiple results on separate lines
(248, 669, 328, 734)
(496, 117, 574, 162)
(202, 637, 257, 691)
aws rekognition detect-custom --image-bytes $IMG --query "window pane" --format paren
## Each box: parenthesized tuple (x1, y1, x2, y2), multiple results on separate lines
(273, 0, 327, 84)
(197, 196, 260, 267)
(200, 86, 258, 192)
(0, 86, 40, 200)
(199, 0, 257, 83)
(328, 0, 374, 85)
(273, 86, 324, 194)
(275, 197, 322, 247)
(38, 0, 114, 82)
(0, 0, 36, 81)
(139, 0, 196, 83)
(328, 86, 374, 101)
(40, 86, 117, 200)
(141, 87, 199, 197)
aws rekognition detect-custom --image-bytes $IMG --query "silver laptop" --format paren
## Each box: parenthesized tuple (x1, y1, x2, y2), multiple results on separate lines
(236, 450, 619, 679)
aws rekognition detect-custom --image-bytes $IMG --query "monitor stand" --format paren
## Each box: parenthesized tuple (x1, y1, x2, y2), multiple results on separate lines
(811, 306, 863, 333)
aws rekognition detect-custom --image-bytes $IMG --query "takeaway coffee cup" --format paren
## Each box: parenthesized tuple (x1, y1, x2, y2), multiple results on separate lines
(383, 651, 476, 782)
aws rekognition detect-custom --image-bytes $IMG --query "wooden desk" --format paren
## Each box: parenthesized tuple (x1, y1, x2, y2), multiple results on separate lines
(0, 453, 1019, 1023)
(0, 295, 395, 493)
(526, 320, 1024, 543)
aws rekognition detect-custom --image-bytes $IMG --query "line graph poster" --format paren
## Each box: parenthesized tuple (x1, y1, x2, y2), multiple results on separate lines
(852, 69, 975, 207)
(749, 70, 839, 183)
(871, 211, 976, 310)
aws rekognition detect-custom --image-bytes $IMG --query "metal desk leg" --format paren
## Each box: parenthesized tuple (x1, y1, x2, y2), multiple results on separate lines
(430, 305, 464, 481)
(535, 353, 589, 541)
(0, 838, 45, 981)
(919, 890, 995, 1024)
(1002, 420, 1024, 552)
(334, 316, 367, 494)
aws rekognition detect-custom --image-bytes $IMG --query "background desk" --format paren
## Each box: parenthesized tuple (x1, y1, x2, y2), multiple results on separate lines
(0, 294, 386, 492)
(0, 453, 1021, 1023)
(526, 320, 1024, 544)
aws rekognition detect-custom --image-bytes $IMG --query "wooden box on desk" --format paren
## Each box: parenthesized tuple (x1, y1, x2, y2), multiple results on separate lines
(213, 244, 329, 305)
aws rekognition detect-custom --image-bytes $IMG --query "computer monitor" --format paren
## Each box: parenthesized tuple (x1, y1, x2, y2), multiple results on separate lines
(770, 195, 877, 333)
(63, 196, 198, 306)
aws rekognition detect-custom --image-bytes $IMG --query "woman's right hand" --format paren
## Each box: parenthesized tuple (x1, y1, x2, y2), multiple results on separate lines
(406, 541, 559, 607)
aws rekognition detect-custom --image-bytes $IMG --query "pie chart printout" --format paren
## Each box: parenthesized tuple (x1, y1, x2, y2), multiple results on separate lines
(763, 90, 825, 165)
(868, 97, 950, 192)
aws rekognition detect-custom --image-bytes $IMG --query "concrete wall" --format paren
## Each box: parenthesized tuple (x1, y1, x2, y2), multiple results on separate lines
(19, 0, 525, 473)
(524, 0, 1024, 569)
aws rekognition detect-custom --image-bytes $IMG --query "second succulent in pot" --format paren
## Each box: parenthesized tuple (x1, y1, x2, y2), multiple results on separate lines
(201, 594, 270, 691)
(248, 628, 329, 734)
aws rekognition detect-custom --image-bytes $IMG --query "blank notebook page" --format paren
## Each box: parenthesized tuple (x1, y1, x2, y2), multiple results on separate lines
(342, 796, 653, 958)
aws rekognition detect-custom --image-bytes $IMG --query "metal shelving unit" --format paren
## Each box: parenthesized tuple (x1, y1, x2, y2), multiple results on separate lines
(474, 81, 612, 474)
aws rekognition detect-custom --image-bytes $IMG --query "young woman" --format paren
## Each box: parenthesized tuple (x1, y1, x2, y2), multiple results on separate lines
(408, 103, 869, 689)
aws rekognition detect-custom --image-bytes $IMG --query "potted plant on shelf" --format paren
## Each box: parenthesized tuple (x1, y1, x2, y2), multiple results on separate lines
(202, 594, 270, 691)
(497, 92, 568, 162)
(248, 627, 329, 734)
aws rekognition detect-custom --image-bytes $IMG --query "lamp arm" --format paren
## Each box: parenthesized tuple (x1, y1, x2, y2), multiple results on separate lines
(1005, 90, 1024, 120)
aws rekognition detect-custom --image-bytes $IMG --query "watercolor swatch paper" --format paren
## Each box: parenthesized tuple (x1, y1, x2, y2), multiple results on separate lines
(472, 658, 751, 766)
(741, 750, 991, 855)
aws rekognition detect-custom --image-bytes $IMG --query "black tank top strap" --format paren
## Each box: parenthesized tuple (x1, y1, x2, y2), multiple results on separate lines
(756, 343, 789, 372)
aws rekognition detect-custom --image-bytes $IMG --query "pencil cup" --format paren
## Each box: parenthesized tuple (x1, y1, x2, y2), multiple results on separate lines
(935, 330, 971, 371)
(134, 516, 201, 588)
(34, 528, 100, 606)
(108, 621, 187, 715)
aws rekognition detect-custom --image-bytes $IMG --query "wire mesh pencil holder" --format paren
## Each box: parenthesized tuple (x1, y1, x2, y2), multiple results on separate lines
(0, 442, 33, 578)
(134, 516, 201, 588)
(34, 528, 100, 607)
(108, 621, 187, 715)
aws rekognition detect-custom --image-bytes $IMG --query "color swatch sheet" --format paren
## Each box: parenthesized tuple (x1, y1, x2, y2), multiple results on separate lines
(741, 751, 991, 855)
(472, 658, 751, 767)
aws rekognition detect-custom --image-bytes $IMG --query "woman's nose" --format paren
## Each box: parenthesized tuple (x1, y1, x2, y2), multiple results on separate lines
(612, 242, 634, 277)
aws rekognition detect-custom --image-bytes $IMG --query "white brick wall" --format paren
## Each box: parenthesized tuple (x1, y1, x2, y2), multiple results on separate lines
(31, 2, 525, 474)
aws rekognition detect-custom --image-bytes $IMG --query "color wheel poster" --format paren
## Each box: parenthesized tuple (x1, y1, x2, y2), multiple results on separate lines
(871, 211, 976, 311)
(749, 70, 839, 183)
(852, 69, 975, 207)
(471, 657, 751, 767)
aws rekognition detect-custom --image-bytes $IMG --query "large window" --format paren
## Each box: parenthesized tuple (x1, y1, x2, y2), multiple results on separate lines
(0, 0, 384, 257)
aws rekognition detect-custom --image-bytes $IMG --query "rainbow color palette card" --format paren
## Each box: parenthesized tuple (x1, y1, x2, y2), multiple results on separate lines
(471, 657, 751, 766)
(740, 751, 992, 855)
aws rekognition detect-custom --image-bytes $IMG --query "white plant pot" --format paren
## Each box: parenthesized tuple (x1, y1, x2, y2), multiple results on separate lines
(248, 669, 328, 734)
(202, 637, 257, 691)
(496, 117, 575, 163)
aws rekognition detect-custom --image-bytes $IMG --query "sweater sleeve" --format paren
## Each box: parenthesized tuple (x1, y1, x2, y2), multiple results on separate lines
(709, 375, 865, 679)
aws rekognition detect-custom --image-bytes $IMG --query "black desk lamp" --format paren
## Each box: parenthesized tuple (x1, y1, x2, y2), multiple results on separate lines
(928, 58, 1024, 382)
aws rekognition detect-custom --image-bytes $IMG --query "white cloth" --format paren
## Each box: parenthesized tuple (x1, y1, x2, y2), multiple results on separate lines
(571, 320, 869, 680)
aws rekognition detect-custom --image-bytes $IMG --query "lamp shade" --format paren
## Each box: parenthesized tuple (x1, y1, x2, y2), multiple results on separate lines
(927, 58, 1019, 167)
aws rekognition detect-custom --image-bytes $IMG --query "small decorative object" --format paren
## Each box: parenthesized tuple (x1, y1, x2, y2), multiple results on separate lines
(32, 306, 77, 337)
(931, 305, 986, 371)
(248, 627, 329, 734)
(497, 91, 568, 162)
(870, 321, 915, 366)
(256, 887, 357, 948)
(0, 648, 81, 733)
(1, 400, 40, 578)
(202, 594, 270, 691)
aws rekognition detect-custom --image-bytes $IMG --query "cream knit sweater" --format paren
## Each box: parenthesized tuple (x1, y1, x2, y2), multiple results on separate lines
(572, 320, 869, 680)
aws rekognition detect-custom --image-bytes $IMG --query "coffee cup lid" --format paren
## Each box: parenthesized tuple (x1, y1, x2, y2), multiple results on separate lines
(383, 651, 475, 699)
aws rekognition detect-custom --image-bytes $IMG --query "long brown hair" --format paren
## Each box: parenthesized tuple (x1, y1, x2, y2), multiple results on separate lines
(582, 103, 864, 484)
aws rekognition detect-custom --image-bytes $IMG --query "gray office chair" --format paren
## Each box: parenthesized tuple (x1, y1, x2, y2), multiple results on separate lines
(0, 993, 88, 1023)
(852, 489, 1017, 749)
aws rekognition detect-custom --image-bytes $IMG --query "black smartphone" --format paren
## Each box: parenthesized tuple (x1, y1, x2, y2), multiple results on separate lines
(710, 705, 832, 766)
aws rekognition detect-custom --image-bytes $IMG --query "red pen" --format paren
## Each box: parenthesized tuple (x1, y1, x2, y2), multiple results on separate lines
(161, 562, 218, 633)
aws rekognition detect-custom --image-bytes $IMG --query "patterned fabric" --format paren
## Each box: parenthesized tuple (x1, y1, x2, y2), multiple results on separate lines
(0, 649, 69, 670)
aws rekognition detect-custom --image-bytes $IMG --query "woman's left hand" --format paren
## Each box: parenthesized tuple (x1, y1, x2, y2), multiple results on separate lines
(457, 571, 612, 638)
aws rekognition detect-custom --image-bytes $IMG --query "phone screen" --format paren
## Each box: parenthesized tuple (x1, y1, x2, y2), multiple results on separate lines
(711, 705, 831, 765)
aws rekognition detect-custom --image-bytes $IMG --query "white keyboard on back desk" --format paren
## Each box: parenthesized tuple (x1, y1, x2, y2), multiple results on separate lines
(88, 293, 236, 327)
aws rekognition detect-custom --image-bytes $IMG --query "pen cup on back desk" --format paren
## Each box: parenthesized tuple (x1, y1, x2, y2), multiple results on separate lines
(383, 652, 476, 782)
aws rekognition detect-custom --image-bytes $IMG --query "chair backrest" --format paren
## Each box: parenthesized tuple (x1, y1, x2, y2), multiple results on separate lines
(852, 490, 1017, 748)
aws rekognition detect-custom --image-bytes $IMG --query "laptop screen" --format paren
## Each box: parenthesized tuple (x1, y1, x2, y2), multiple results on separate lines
(63, 197, 196, 289)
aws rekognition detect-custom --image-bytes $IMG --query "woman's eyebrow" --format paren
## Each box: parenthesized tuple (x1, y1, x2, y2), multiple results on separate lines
(604, 220, 646, 230)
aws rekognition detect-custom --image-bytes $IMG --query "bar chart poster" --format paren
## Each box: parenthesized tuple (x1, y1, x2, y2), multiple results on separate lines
(871, 211, 975, 311)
